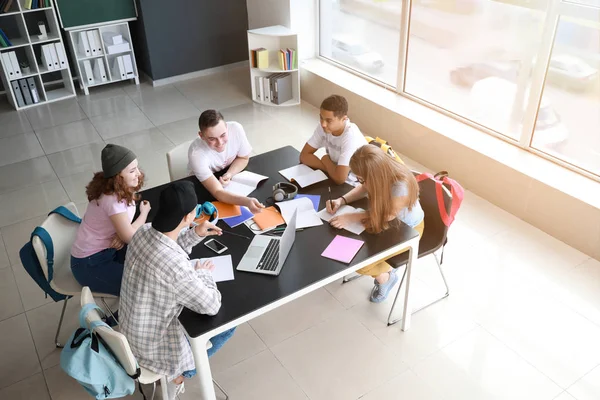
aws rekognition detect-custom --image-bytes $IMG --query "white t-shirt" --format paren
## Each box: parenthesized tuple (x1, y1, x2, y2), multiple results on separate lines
(187, 121, 252, 182)
(307, 119, 367, 167)
(392, 181, 424, 228)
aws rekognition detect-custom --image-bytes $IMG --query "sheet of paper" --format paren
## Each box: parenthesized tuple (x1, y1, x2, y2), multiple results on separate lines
(223, 181, 254, 197)
(317, 205, 366, 235)
(276, 197, 323, 229)
(294, 169, 328, 188)
(222, 206, 254, 228)
(296, 194, 320, 211)
(233, 171, 268, 187)
(321, 235, 365, 264)
(194, 255, 234, 282)
(279, 164, 314, 181)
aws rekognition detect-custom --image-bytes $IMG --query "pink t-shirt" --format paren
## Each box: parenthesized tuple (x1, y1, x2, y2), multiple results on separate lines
(71, 194, 136, 258)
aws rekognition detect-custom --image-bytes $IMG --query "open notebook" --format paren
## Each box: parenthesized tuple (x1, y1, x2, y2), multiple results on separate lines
(279, 164, 328, 188)
(223, 171, 268, 196)
(276, 197, 323, 229)
(317, 205, 366, 235)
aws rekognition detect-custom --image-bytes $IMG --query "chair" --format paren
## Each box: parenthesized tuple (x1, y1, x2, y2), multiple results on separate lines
(81, 287, 230, 400)
(343, 173, 455, 326)
(167, 140, 193, 181)
(31, 202, 117, 348)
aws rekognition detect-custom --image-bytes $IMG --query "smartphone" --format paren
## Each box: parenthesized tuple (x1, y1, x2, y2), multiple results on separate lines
(204, 238, 228, 254)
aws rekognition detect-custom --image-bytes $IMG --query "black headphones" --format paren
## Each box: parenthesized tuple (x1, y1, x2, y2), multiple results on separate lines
(272, 182, 298, 202)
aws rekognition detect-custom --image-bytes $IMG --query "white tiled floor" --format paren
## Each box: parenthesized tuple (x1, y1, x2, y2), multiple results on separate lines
(0, 68, 599, 400)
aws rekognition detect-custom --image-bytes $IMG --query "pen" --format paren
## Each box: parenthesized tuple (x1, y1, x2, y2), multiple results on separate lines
(328, 186, 332, 209)
(220, 230, 251, 240)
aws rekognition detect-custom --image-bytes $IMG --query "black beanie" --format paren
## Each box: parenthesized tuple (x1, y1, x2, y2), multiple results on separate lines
(101, 144, 136, 178)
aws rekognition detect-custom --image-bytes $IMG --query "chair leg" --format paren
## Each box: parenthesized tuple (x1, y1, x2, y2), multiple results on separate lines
(54, 298, 69, 348)
(387, 253, 450, 326)
(149, 381, 156, 400)
(159, 376, 169, 400)
(342, 272, 363, 284)
(100, 298, 118, 326)
(213, 379, 229, 400)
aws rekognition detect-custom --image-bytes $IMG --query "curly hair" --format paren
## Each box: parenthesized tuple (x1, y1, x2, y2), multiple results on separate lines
(85, 171, 145, 205)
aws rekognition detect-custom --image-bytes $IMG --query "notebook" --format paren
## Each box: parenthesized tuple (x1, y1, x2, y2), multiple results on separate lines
(276, 197, 322, 229)
(222, 206, 254, 228)
(296, 194, 320, 211)
(194, 255, 234, 282)
(321, 235, 365, 264)
(252, 206, 285, 230)
(317, 205, 366, 235)
(223, 171, 268, 197)
(212, 202, 242, 219)
(279, 164, 328, 188)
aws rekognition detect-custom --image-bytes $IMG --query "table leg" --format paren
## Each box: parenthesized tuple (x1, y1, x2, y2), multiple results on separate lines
(401, 243, 418, 331)
(188, 335, 217, 400)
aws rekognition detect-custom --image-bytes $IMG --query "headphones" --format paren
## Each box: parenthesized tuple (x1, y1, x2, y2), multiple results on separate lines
(272, 182, 298, 202)
(195, 202, 219, 225)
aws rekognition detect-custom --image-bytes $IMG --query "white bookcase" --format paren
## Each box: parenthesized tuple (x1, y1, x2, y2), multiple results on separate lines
(247, 25, 300, 107)
(0, 0, 76, 110)
(66, 21, 139, 95)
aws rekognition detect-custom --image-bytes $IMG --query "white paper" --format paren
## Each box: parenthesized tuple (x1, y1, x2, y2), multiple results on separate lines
(318, 205, 366, 235)
(276, 197, 323, 229)
(279, 164, 328, 188)
(194, 255, 234, 283)
(223, 171, 268, 197)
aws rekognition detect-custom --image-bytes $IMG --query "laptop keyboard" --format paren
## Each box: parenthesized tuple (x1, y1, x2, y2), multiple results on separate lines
(257, 239, 280, 271)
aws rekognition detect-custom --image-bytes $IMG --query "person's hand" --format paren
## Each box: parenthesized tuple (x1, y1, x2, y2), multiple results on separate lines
(194, 220, 222, 237)
(329, 213, 356, 230)
(109, 234, 125, 250)
(139, 200, 151, 216)
(327, 198, 343, 214)
(219, 173, 232, 186)
(245, 197, 265, 214)
(195, 259, 215, 271)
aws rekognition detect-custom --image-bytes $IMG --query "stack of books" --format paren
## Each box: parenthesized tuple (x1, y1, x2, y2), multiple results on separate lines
(0, 28, 11, 47)
(278, 48, 297, 70)
(22, 0, 51, 9)
(250, 48, 268, 69)
(0, 0, 14, 13)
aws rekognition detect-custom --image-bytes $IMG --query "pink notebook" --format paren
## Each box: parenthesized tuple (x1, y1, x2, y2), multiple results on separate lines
(321, 235, 365, 264)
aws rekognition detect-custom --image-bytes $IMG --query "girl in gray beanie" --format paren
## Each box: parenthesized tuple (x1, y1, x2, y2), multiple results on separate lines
(70, 144, 151, 297)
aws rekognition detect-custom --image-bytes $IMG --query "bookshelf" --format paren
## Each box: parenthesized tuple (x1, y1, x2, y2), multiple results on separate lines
(65, 21, 139, 95)
(0, 0, 76, 110)
(247, 25, 300, 107)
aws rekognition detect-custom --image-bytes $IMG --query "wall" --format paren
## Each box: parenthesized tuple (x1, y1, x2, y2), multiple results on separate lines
(133, 0, 249, 81)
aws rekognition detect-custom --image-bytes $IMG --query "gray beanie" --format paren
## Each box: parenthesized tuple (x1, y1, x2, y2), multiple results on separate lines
(101, 144, 136, 178)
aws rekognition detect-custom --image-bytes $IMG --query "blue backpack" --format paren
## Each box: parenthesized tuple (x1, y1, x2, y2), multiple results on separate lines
(61, 304, 139, 399)
(19, 206, 81, 302)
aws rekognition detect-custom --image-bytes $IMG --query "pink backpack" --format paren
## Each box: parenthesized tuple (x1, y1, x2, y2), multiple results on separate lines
(415, 171, 464, 227)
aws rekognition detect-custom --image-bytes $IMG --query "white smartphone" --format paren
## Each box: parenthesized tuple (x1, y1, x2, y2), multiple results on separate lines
(204, 238, 228, 254)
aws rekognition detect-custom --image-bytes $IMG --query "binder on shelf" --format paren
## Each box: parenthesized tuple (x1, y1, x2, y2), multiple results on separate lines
(48, 44, 59, 69)
(78, 31, 91, 57)
(19, 79, 32, 105)
(114, 56, 126, 80)
(271, 73, 293, 105)
(82, 60, 94, 85)
(121, 54, 134, 78)
(93, 58, 107, 82)
(26, 77, 39, 103)
(1, 52, 15, 79)
(8, 51, 21, 78)
(254, 76, 261, 101)
(54, 42, 67, 68)
(11, 80, 24, 107)
(41, 45, 54, 70)
(86, 30, 97, 56)
(263, 75, 270, 102)
(92, 30, 103, 54)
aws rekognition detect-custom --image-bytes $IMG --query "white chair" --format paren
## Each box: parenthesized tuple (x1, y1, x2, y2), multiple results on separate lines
(32, 202, 117, 348)
(81, 287, 229, 400)
(166, 140, 193, 181)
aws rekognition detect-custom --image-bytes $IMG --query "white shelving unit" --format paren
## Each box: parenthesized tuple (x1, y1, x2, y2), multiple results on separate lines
(0, 1, 76, 110)
(66, 21, 139, 95)
(247, 25, 300, 107)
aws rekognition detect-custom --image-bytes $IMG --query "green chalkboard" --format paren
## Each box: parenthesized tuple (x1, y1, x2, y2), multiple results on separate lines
(55, 0, 137, 30)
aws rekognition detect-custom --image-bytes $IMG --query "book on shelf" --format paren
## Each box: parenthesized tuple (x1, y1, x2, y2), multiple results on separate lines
(0, 28, 12, 47)
(250, 48, 268, 69)
(278, 48, 297, 71)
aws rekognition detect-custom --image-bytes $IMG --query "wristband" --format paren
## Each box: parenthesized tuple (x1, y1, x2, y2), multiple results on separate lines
(341, 196, 347, 205)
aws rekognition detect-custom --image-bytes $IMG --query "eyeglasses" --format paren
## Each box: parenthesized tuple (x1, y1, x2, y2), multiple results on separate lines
(356, 177, 365, 185)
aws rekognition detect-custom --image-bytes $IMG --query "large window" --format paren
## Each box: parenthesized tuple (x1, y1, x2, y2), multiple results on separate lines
(319, 0, 600, 178)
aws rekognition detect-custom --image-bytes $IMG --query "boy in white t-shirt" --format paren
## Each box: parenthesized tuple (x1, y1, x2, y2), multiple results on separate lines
(300, 95, 367, 185)
(188, 109, 264, 213)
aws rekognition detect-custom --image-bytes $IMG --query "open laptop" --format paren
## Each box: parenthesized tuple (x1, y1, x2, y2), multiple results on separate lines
(236, 210, 297, 276)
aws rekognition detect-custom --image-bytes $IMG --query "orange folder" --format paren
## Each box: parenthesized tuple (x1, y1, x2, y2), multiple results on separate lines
(212, 201, 242, 219)
(252, 206, 285, 230)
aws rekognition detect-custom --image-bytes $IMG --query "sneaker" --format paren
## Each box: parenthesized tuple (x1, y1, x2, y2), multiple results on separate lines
(370, 269, 399, 303)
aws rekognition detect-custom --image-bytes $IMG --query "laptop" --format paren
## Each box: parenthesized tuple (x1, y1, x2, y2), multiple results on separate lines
(236, 210, 297, 276)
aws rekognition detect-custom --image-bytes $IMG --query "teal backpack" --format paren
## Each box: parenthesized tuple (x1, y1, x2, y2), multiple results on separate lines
(60, 304, 139, 399)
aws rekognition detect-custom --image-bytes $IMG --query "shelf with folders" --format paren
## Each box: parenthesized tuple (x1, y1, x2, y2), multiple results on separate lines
(0, 0, 75, 110)
(247, 25, 300, 107)
(66, 21, 139, 95)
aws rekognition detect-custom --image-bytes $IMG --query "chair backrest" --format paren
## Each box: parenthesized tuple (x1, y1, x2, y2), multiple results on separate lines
(166, 140, 194, 181)
(32, 202, 80, 281)
(417, 174, 453, 254)
(80, 287, 139, 376)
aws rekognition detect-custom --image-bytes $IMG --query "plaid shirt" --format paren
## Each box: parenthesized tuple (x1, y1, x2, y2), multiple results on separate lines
(120, 224, 221, 381)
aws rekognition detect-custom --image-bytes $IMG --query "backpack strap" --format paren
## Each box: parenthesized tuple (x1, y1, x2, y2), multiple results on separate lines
(31, 226, 55, 282)
(49, 205, 82, 224)
(79, 303, 107, 330)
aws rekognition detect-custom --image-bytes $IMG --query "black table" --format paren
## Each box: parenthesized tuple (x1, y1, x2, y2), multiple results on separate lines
(140, 146, 420, 400)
